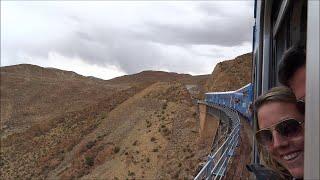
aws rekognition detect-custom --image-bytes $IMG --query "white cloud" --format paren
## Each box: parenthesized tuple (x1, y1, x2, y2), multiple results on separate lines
(1, 1, 253, 79)
(14, 51, 125, 80)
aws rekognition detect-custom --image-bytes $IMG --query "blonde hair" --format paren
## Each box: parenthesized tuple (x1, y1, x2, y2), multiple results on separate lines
(254, 86, 302, 178)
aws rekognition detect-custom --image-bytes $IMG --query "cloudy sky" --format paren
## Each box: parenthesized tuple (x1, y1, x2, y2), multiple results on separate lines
(1, 1, 254, 80)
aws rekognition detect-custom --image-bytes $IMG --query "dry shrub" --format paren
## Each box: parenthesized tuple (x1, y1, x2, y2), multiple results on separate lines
(113, 146, 120, 153)
(94, 144, 114, 165)
(128, 170, 135, 176)
(161, 127, 170, 136)
(85, 156, 94, 166)
(132, 140, 138, 146)
(86, 141, 96, 149)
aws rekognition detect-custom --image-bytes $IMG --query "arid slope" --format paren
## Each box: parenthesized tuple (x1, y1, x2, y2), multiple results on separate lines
(0, 64, 209, 179)
(0, 52, 252, 179)
(205, 53, 252, 92)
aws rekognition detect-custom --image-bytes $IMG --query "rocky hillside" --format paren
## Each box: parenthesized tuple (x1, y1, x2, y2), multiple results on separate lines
(109, 70, 209, 85)
(0, 64, 130, 137)
(109, 70, 209, 99)
(0, 64, 210, 180)
(0, 52, 252, 179)
(205, 53, 252, 92)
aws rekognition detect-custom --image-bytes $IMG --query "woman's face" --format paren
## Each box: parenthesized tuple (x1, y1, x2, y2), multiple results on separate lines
(257, 101, 304, 178)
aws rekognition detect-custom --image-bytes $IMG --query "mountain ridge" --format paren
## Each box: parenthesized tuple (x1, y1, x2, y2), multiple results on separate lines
(0, 52, 252, 179)
(205, 53, 252, 92)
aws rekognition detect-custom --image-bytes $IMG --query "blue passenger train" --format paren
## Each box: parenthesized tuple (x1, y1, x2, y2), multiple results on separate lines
(200, 0, 319, 179)
(204, 83, 253, 121)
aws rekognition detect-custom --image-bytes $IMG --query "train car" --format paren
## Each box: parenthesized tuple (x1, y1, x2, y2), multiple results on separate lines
(204, 83, 253, 121)
(234, 84, 254, 118)
(252, 0, 319, 178)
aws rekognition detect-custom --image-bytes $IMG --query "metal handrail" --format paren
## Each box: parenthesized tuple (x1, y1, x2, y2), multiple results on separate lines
(194, 124, 236, 178)
(212, 127, 239, 180)
(194, 104, 241, 180)
(213, 133, 239, 180)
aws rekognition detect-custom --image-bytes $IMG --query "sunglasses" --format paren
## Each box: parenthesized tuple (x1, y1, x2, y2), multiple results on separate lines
(255, 118, 304, 146)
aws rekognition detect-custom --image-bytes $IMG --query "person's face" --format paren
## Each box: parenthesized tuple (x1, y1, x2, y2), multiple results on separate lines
(258, 102, 304, 178)
(289, 66, 306, 100)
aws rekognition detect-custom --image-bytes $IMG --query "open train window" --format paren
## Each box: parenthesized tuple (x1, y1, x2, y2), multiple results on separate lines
(270, 0, 307, 87)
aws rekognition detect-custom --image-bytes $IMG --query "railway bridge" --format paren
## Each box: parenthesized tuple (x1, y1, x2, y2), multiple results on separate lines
(195, 100, 252, 180)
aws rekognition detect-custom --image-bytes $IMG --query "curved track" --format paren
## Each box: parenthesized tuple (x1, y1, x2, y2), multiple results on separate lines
(195, 102, 245, 180)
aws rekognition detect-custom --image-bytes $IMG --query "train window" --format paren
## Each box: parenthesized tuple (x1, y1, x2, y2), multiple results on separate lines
(289, 0, 307, 46)
(253, 1, 319, 177)
(243, 91, 248, 97)
(271, 0, 283, 27)
(270, 0, 307, 87)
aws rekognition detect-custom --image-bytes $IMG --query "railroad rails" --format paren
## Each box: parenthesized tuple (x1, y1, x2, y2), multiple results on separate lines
(195, 84, 253, 180)
(195, 102, 241, 180)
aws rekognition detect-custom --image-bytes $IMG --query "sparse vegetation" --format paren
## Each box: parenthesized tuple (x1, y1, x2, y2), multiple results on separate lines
(113, 146, 120, 153)
(0, 55, 252, 179)
(85, 156, 94, 166)
(146, 120, 152, 128)
(161, 127, 170, 136)
(97, 134, 106, 140)
(86, 141, 96, 149)
(162, 103, 167, 110)
(132, 140, 138, 146)
(128, 171, 135, 176)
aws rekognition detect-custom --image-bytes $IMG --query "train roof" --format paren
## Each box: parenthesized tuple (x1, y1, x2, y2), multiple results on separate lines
(205, 83, 252, 95)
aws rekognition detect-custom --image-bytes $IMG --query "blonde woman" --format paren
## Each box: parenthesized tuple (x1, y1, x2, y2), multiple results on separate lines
(248, 86, 305, 179)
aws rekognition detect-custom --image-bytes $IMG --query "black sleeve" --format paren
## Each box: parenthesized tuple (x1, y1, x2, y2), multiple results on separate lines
(246, 164, 284, 180)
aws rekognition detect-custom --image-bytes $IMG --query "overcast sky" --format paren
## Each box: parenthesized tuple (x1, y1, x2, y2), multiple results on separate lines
(1, 1, 254, 80)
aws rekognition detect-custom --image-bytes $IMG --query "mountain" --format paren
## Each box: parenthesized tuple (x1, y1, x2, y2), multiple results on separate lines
(0, 52, 252, 179)
(205, 53, 252, 92)
(109, 70, 210, 99)
(108, 70, 190, 84)
(0, 64, 210, 179)
(110, 70, 209, 94)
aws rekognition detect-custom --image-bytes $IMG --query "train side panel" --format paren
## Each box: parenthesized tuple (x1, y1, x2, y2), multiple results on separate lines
(204, 83, 253, 122)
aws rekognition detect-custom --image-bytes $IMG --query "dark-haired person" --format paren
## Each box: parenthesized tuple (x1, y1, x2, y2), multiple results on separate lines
(250, 86, 305, 179)
(278, 45, 306, 101)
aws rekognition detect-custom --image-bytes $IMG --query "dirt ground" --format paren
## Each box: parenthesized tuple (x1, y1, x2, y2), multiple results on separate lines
(1, 56, 252, 179)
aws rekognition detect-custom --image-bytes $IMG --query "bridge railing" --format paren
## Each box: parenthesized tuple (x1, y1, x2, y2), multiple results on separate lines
(195, 103, 241, 180)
